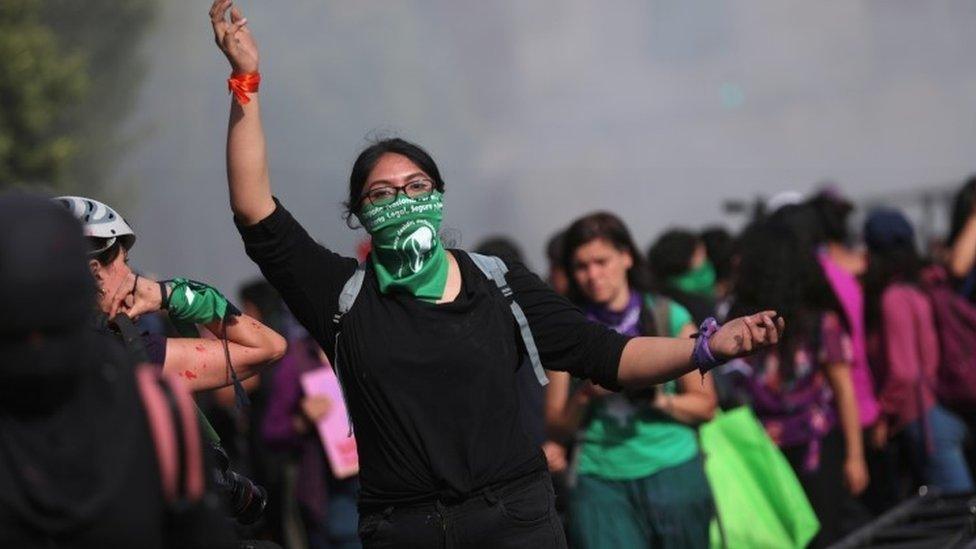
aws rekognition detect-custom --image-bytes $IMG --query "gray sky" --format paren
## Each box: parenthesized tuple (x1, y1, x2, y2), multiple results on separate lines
(117, 1, 976, 293)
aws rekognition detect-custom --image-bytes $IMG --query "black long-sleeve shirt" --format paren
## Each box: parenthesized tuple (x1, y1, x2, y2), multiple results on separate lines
(237, 200, 629, 509)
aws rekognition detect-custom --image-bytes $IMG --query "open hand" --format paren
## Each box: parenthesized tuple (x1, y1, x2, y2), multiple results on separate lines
(210, 0, 259, 74)
(708, 311, 785, 361)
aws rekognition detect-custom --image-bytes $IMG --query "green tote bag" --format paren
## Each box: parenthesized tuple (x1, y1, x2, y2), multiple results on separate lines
(701, 407, 820, 549)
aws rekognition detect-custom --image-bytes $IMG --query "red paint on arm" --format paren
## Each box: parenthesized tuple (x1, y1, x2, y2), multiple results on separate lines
(183, 370, 197, 380)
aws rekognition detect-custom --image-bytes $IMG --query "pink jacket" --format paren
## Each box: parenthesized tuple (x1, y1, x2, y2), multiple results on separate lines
(871, 284, 938, 431)
(818, 251, 880, 427)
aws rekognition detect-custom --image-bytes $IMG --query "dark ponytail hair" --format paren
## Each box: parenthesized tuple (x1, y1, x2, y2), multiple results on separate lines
(561, 211, 650, 306)
(729, 204, 842, 375)
(343, 138, 446, 227)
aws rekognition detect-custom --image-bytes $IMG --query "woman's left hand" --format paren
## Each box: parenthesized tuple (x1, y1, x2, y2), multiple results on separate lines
(708, 311, 785, 361)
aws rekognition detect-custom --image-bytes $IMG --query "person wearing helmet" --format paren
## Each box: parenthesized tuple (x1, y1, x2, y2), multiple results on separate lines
(0, 192, 237, 549)
(56, 195, 287, 393)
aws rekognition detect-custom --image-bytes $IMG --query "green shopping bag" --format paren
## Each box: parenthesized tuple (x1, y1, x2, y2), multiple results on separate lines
(701, 407, 819, 549)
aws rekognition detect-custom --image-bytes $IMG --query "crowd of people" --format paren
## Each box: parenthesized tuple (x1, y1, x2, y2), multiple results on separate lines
(1, 2, 974, 548)
(522, 182, 975, 548)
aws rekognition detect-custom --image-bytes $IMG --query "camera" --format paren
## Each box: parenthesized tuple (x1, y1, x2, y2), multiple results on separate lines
(209, 442, 268, 524)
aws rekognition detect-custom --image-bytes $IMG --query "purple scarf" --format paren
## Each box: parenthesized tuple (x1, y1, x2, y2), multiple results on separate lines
(585, 291, 642, 336)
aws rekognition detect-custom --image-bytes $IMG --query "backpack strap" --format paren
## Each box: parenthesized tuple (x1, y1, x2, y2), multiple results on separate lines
(642, 294, 673, 338)
(135, 364, 205, 505)
(335, 263, 367, 328)
(331, 262, 368, 437)
(467, 252, 549, 386)
(112, 313, 150, 363)
(651, 296, 672, 338)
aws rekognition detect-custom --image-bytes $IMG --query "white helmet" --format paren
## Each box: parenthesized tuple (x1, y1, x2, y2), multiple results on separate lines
(55, 195, 136, 255)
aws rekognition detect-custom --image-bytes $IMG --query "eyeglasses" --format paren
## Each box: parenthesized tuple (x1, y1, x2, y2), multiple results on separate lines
(361, 179, 434, 207)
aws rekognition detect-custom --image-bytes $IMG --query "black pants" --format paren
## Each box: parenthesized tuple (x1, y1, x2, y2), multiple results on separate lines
(358, 471, 567, 548)
(781, 429, 844, 549)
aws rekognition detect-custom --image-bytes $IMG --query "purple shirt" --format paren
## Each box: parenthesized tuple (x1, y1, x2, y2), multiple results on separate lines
(261, 336, 335, 522)
(818, 249, 880, 427)
(735, 311, 850, 472)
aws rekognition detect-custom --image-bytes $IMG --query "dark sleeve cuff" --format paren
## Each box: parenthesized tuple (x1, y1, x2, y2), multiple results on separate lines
(591, 332, 628, 391)
(234, 197, 290, 244)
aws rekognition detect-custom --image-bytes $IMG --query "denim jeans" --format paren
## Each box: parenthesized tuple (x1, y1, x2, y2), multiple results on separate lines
(904, 405, 974, 494)
(305, 476, 361, 549)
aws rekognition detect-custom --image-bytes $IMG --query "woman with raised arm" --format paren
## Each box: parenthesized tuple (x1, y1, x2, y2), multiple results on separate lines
(210, 2, 783, 546)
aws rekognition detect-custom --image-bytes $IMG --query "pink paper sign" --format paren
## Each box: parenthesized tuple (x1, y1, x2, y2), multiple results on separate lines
(300, 366, 359, 479)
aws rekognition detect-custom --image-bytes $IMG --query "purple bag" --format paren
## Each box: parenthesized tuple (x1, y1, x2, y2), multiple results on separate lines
(923, 266, 976, 413)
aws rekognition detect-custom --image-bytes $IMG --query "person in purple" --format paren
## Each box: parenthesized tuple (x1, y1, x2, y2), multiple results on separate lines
(809, 190, 881, 433)
(730, 205, 868, 549)
(808, 190, 890, 518)
(862, 209, 974, 495)
(263, 332, 361, 549)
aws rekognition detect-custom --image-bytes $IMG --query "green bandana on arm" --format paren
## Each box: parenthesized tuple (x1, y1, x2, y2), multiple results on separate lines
(165, 278, 240, 337)
(357, 191, 449, 302)
(164, 278, 250, 409)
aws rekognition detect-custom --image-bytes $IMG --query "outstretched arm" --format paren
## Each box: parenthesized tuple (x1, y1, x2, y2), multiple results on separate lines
(617, 311, 782, 388)
(652, 323, 718, 424)
(210, 0, 274, 225)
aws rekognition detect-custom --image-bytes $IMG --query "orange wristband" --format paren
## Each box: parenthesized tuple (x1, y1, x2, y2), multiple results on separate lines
(227, 72, 261, 105)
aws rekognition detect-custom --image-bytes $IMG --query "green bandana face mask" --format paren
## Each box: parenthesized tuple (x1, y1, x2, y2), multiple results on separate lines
(357, 191, 449, 302)
(669, 260, 716, 297)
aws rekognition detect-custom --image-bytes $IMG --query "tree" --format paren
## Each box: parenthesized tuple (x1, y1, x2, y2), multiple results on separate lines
(42, 0, 156, 200)
(0, 0, 87, 189)
(0, 0, 155, 199)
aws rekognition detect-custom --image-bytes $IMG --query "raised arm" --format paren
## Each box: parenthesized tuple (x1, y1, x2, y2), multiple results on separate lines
(210, 0, 274, 225)
(949, 210, 976, 279)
